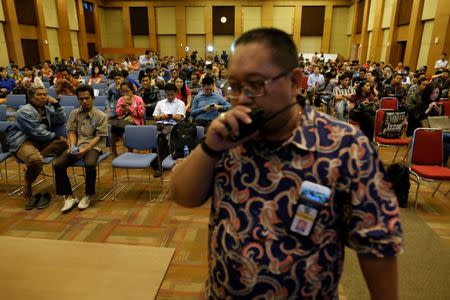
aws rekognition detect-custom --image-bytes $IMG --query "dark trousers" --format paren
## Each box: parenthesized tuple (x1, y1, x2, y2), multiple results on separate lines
(53, 149, 100, 196)
(152, 124, 173, 169)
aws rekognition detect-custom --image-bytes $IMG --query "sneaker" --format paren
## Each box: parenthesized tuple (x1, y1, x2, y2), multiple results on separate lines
(153, 169, 162, 178)
(25, 193, 41, 210)
(78, 195, 93, 210)
(36, 192, 52, 209)
(61, 196, 79, 213)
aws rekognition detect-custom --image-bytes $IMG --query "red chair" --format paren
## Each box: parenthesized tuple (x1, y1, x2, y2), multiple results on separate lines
(380, 97, 399, 110)
(408, 128, 450, 208)
(373, 109, 409, 161)
(438, 99, 450, 116)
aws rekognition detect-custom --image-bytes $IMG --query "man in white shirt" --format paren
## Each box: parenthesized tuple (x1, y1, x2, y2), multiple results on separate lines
(139, 50, 155, 70)
(152, 83, 186, 177)
(435, 53, 448, 72)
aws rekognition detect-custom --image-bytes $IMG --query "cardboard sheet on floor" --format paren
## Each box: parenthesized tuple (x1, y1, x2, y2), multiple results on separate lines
(0, 236, 175, 300)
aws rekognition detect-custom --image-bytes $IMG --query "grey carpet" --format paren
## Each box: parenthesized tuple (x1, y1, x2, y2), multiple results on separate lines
(341, 208, 450, 300)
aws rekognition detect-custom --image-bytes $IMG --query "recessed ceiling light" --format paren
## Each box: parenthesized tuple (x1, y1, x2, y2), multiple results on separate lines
(220, 17, 227, 23)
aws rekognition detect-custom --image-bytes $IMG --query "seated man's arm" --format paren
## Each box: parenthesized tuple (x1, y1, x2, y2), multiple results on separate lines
(173, 101, 186, 122)
(358, 255, 398, 300)
(16, 110, 56, 142)
(217, 97, 231, 111)
(190, 97, 203, 117)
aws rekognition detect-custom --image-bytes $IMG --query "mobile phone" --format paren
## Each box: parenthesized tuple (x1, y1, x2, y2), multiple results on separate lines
(230, 108, 265, 141)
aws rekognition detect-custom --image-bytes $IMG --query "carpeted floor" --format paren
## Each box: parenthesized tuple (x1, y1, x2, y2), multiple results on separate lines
(0, 146, 449, 299)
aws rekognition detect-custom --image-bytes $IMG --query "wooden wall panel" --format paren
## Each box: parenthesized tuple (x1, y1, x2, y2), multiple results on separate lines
(380, 28, 390, 61)
(382, 0, 394, 28)
(0, 0, 4, 21)
(43, 0, 58, 28)
(273, 6, 294, 34)
(212, 6, 234, 35)
(186, 34, 205, 59)
(0, 23, 9, 65)
(156, 7, 176, 34)
(367, 0, 377, 31)
(242, 6, 261, 33)
(212, 35, 234, 55)
(417, 20, 433, 67)
(422, 0, 438, 20)
(133, 35, 150, 48)
(46, 27, 60, 60)
(186, 6, 204, 34)
(299, 36, 322, 53)
(100, 8, 124, 48)
(67, 0, 78, 30)
(70, 30, 79, 58)
(158, 34, 176, 57)
(130, 6, 149, 35)
(330, 6, 350, 55)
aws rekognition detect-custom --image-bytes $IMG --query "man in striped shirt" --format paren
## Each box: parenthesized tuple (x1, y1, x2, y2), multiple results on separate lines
(333, 72, 354, 121)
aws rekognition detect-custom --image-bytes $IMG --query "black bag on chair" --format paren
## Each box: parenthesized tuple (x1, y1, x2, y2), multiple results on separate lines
(386, 163, 410, 208)
(169, 119, 199, 159)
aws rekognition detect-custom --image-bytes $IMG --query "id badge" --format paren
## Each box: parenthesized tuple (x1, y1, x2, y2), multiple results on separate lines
(290, 204, 318, 236)
(290, 181, 331, 236)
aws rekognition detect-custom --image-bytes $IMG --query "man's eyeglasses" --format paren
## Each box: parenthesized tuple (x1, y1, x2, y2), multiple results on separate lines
(226, 68, 293, 99)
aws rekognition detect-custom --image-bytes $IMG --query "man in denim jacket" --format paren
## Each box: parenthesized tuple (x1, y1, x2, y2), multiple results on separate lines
(5, 84, 67, 209)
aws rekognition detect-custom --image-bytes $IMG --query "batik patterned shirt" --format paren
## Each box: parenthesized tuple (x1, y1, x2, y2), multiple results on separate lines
(206, 106, 403, 299)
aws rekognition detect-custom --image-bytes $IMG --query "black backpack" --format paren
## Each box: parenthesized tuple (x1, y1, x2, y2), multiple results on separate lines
(386, 163, 410, 208)
(169, 119, 199, 159)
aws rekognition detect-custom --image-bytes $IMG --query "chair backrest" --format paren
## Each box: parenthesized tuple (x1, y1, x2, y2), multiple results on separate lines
(374, 109, 391, 138)
(94, 95, 107, 107)
(62, 106, 75, 118)
(409, 128, 443, 166)
(0, 121, 12, 132)
(47, 87, 58, 98)
(91, 83, 108, 95)
(380, 97, 398, 110)
(0, 105, 6, 121)
(123, 125, 157, 150)
(59, 95, 80, 108)
(6, 94, 26, 110)
(439, 100, 450, 116)
(43, 81, 51, 88)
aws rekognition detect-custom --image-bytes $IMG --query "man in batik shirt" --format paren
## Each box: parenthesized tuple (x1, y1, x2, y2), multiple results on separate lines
(170, 28, 403, 299)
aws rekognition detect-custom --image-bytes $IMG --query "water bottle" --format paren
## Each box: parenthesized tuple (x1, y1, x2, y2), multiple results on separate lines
(183, 145, 189, 157)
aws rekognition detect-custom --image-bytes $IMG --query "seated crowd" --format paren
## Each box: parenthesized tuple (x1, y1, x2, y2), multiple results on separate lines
(0, 50, 449, 212)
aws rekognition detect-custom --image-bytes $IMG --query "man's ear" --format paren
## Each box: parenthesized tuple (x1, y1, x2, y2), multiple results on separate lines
(290, 68, 302, 89)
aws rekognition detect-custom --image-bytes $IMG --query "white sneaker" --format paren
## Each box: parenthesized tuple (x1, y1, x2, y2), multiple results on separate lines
(78, 195, 93, 210)
(61, 196, 79, 212)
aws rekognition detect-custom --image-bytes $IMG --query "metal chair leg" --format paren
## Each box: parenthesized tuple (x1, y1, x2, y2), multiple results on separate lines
(432, 183, 441, 197)
(393, 147, 400, 161)
(414, 181, 421, 209)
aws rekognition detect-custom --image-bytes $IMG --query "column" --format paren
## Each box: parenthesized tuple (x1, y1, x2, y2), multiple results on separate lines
(385, 0, 400, 64)
(321, 4, 333, 53)
(293, 4, 302, 49)
(204, 3, 212, 50)
(2, 0, 24, 65)
(34, 0, 50, 61)
(359, 0, 372, 62)
(92, 0, 102, 51)
(426, 0, 450, 70)
(122, 2, 132, 48)
(56, 0, 73, 59)
(234, 3, 242, 38)
(76, 0, 88, 59)
(175, 4, 186, 59)
(404, 0, 424, 70)
(370, 0, 385, 61)
(349, 2, 360, 61)
(148, 4, 157, 51)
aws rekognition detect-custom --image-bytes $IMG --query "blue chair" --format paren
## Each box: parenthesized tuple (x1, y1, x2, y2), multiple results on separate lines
(0, 121, 12, 189)
(161, 126, 205, 170)
(110, 125, 160, 200)
(5, 94, 27, 118)
(62, 106, 75, 118)
(47, 87, 58, 98)
(60, 95, 80, 108)
(43, 81, 51, 88)
(94, 95, 107, 108)
(0, 105, 7, 121)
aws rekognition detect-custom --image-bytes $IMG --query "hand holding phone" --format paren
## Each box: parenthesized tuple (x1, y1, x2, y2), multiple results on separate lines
(230, 108, 265, 141)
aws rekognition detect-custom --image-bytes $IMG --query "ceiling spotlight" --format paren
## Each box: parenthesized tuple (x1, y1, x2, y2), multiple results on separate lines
(220, 16, 227, 23)
(207, 45, 214, 52)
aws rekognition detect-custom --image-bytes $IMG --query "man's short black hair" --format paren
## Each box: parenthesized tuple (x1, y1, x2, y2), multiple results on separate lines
(234, 28, 298, 70)
(76, 84, 95, 98)
(202, 75, 215, 86)
(110, 71, 123, 79)
(417, 77, 428, 85)
(164, 83, 177, 92)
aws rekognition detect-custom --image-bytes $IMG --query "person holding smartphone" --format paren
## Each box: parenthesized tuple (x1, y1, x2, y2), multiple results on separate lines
(190, 75, 231, 128)
(152, 83, 186, 177)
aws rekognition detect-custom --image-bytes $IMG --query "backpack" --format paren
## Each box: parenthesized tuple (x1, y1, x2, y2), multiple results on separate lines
(386, 163, 410, 208)
(169, 119, 199, 159)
